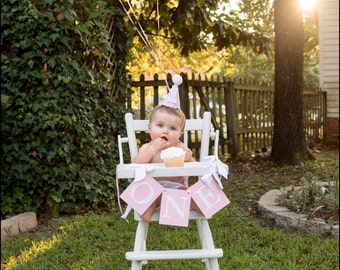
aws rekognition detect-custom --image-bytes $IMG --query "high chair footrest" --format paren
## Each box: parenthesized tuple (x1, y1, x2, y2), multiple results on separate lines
(126, 248, 223, 261)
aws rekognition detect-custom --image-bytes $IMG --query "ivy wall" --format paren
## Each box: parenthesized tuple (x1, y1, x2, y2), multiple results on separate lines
(1, 0, 132, 218)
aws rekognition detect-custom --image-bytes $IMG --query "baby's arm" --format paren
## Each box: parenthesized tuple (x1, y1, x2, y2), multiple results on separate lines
(133, 143, 155, 163)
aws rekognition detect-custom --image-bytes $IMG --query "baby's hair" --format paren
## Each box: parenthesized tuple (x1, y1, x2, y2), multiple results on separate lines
(150, 105, 186, 130)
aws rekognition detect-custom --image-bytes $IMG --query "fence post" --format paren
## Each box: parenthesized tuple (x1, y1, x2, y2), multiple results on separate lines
(225, 81, 239, 158)
(153, 74, 159, 106)
(140, 73, 146, 119)
(180, 72, 190, 118)
(322, 91, 327, 145)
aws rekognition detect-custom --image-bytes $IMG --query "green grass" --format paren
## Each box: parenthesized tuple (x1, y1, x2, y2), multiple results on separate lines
(1, 149, 339, 270)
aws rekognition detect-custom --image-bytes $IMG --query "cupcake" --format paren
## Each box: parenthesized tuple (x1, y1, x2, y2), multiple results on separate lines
(160, 147, 185, 167)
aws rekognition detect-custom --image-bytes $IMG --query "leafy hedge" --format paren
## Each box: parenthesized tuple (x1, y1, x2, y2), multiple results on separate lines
(1, 0, 132, 218)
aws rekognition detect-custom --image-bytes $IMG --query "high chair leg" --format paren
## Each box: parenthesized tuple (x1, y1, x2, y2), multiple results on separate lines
(129, 221, 149, 270)
(196, 219, 220, 270)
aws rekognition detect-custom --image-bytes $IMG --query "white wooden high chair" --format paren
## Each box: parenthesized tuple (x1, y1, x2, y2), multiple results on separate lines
(116, 111, 223, 270)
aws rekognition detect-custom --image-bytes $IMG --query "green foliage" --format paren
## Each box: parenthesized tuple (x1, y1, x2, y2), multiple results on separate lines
(126, 0, 318, 89)
(1, 0, 132, 218)
(123, 0, 273, 57)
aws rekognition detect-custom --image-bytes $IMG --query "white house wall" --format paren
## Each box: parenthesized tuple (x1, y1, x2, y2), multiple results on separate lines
(318, 0, 339, 119)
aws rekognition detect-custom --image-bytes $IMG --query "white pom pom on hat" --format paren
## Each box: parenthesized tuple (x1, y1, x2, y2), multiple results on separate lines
(162, 74, 182, 109)
(172, 74, 183, 85)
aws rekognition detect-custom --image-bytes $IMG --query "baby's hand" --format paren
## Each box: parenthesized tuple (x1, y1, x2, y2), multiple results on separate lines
(183, 147, 194, 162)
(152, 137, 169, 152)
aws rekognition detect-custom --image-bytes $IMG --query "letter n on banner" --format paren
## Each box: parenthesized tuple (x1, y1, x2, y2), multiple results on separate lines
(120, 174, 163, 216)
(159, 189, 191, 227)
(191, 178, 230, 218)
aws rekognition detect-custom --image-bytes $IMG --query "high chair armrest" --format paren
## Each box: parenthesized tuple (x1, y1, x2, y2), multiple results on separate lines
(210, 129, 219, 157)
(118, 135, 129, 164)
(116, 162, 211, 179)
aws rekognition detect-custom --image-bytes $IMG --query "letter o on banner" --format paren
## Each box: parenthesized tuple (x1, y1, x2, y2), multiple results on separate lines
(131, 181, 154, 204)
(120, 174, 164, 216)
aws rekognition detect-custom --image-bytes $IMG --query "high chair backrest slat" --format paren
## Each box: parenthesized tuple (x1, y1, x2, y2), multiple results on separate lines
(124, 113, 148, 162)
(184, 112, 212, 161)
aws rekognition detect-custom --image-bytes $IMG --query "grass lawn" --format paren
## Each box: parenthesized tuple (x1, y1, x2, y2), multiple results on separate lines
(1, 148, 339, 270)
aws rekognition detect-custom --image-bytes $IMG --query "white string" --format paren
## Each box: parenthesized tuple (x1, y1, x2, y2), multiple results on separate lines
(119, 0, 171, 91)
(156, 0, 160, 64)
(125, 1, 154, 53)
(155, 0, 171, 91)
(119, 0, 160, 66)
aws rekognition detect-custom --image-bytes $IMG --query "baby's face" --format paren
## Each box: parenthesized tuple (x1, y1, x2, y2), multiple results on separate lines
(149, 111, 183, 146)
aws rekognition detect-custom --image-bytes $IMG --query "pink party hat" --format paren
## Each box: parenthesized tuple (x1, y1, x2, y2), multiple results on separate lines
(162, 74, 183, 109)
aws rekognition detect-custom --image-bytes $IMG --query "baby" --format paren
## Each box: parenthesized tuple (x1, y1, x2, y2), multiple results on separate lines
(133, 104, 196, 222)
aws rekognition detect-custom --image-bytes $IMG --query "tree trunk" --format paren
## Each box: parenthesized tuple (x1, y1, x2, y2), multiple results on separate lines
(271, 0, 314, 165)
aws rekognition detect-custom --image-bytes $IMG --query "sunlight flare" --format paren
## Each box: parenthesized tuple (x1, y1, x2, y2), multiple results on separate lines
(299, 0, 316, 11)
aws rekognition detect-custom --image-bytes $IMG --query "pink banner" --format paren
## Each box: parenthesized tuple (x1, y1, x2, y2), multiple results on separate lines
(159, 188, 191, 227)
(120, 173, 230, 226)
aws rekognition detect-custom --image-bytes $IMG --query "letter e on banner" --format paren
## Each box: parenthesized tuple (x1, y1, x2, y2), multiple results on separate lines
(120, 174, 163, 216)
(159, 189, 191, 227)
(191, 178, 230, 218)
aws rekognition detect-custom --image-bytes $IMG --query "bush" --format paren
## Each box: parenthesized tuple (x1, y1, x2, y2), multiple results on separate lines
(1, 0, 132, 218)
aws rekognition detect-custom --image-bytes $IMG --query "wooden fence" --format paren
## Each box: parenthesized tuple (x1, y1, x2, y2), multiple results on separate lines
(129, 73, 326, 159)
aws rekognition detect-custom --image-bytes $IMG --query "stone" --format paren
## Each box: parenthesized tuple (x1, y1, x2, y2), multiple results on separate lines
(331, 225, 339, 238)
(15, 212, 38, 233)
(1, 212, 38, 241)
(275, 211, 306, 230)
(1, 218, 19, 240)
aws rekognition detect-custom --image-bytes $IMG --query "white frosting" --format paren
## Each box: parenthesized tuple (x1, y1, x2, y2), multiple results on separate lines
(160, 147, 185, 160)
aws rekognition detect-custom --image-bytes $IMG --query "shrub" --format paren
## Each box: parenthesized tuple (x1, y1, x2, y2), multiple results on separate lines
(1, 0, 132, 218)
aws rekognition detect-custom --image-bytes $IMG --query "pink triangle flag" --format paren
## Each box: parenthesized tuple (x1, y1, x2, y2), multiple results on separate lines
(159, 188, 191, 227)
(190, 178, 230, 218)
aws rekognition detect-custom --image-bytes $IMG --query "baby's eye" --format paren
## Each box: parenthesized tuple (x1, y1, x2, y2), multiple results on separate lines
(157, 124, 163, 128)
(170, 127, 177, 131)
